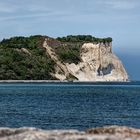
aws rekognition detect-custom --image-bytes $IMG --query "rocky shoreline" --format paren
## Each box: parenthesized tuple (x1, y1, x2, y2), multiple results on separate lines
(0, 126, 140, 140)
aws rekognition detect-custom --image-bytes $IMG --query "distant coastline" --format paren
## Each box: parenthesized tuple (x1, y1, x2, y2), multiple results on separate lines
(0, 80, 131, 84)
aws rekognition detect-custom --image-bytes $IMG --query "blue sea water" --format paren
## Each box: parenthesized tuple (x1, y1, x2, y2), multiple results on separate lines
(0, 82, 140, 130)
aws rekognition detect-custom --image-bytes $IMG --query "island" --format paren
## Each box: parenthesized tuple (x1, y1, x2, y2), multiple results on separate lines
(0, 35, 128, 81)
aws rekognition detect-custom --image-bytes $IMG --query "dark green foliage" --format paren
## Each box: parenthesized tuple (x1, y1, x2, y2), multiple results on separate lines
(1, 35, 44, 49)
(105, 37, 112, 43)
(59, 50, 80, 64)
(52, 43, 81, 64)
(0, 36, 56, 80)
(56, 35, 112, 43)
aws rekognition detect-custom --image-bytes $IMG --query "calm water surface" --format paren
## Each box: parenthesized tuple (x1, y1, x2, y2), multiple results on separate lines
(0, 82, 140, 130)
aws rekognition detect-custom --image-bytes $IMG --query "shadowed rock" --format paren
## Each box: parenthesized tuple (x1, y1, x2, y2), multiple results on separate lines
(43, 39, 129, 81)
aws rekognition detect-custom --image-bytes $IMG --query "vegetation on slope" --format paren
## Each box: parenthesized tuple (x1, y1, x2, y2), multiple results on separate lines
(0, 36, 55, 80)
(0, 35, 112, 80)
(52, 42, 81, 64)
(55, 35, 112, 64)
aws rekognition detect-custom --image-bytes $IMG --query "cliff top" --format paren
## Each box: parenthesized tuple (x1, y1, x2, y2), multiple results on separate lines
(57, 35, 112, 43)
(0, 35, 112, 46)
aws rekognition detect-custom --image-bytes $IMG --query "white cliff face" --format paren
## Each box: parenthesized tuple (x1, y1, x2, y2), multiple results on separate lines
(66, 43, 128, 81)
(43, 39, 129, 81)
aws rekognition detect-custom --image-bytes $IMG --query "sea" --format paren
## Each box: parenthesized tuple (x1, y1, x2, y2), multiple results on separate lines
(0, 82, 140, 130)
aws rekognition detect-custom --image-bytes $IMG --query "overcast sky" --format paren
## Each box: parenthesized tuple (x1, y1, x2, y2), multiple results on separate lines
(0, 0, 139, 80)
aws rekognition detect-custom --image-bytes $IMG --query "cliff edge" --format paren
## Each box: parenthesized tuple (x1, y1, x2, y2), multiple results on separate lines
(0, 35, 129, 81)
(43, 38, 128, 81)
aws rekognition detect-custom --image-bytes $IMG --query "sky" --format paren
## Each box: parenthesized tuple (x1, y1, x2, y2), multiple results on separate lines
(0, 0, 140, 80)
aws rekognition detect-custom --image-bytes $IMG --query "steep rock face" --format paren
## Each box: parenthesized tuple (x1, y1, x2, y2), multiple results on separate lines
(43, 39, 128, 81)
(66, 43, 128, 81)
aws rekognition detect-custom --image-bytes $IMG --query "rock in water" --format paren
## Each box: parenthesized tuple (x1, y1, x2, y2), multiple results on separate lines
(0, 126, 140, 140)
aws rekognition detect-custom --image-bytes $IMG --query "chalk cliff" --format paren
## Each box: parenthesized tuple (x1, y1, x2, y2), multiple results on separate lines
(43, 38, 128, 81)
(0, 35, 129, 81)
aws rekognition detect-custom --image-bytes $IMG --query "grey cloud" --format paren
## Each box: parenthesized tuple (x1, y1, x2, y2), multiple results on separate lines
(0, 2, 18, 13)
(97, 0, 138, 10)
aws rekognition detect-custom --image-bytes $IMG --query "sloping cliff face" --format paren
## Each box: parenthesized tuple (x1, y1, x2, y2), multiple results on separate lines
(0, 35, 128, 81)
(43, 39, 128, 81)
